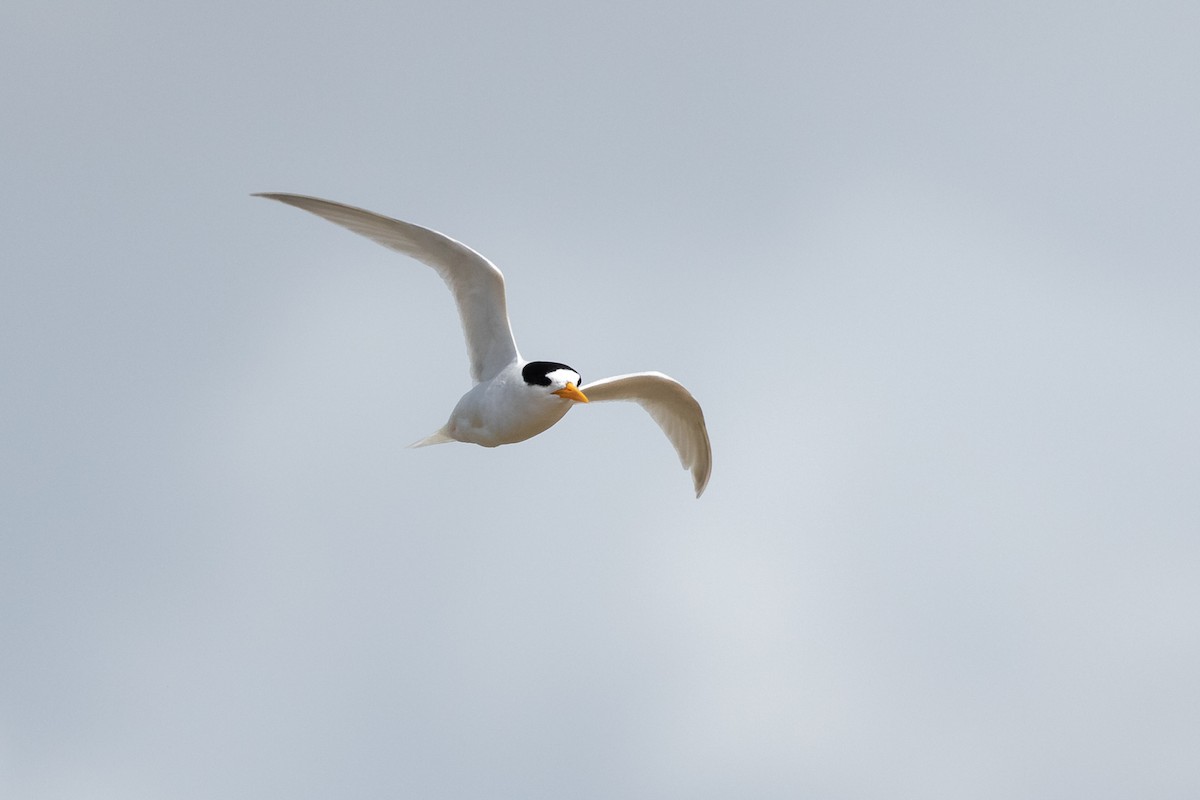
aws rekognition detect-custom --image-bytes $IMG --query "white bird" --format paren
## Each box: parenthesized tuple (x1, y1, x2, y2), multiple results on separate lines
(255, 193, 712, 497)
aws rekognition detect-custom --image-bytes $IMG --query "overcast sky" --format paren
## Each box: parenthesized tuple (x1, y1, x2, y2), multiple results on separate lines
(3, 2, 1199, 798)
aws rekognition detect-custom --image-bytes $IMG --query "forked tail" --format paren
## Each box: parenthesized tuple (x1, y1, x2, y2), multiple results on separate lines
(408, 428, 455, 448)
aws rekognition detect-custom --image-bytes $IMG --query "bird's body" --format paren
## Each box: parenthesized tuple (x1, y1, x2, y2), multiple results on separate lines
(256, 193, 712, 496)
(427, 363, 572, 448)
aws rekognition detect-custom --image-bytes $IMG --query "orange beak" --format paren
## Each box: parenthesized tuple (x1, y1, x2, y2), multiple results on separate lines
(552, 382, 589, 403)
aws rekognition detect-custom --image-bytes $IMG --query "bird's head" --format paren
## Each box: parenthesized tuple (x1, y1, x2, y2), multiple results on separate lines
(522, 360, 589, 403)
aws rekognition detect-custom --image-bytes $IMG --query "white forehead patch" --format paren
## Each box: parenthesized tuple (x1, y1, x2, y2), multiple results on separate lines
(545, 368, 580, 387)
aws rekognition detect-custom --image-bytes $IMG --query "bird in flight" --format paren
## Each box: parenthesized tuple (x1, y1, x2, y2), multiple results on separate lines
(256, 193, 712, 497)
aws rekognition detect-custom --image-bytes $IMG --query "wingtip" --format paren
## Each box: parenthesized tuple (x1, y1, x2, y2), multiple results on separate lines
(693, 452, 712, 498)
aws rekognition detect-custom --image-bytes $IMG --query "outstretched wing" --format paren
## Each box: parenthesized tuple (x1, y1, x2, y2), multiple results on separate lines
(579, 372, 712, 497)
(255, 193, 519, 383)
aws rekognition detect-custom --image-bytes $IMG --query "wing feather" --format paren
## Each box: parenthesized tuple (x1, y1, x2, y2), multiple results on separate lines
(255, 193, 519, 383)
(579, 372, 712, 497)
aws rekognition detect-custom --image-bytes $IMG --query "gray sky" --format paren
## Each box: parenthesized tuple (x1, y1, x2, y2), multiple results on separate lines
(3, 2, 1198, 798)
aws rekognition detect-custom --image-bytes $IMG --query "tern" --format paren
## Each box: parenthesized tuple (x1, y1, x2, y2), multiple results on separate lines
(255, 193, 712, 497)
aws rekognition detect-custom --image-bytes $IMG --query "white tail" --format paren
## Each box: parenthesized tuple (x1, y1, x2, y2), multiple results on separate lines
(408, 428, 455, 448)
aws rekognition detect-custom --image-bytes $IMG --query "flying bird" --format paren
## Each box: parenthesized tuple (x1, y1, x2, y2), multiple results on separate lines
(255, 193, 712, 497)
